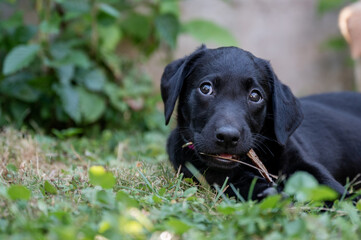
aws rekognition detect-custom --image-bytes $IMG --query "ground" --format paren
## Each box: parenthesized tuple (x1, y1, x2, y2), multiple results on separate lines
(0, 127, 360, 240)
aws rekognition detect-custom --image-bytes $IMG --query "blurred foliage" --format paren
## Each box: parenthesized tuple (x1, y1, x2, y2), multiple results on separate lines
(0, 0, 237, 134)
(322, 36, 348, 51)
(317, 0, 355, 67)
(317, 0, 357, 14)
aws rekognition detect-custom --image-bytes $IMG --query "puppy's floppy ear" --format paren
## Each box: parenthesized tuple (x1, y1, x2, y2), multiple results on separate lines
(161, 45, 206, 125)
(263, 61, 303, 145)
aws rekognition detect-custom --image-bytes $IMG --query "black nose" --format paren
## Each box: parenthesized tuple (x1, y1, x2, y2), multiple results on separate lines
(215, 126, 240, 148)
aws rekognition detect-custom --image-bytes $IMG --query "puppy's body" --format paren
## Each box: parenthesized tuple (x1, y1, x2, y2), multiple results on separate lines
(161, 46, 361, 199)
(287, 93, 361, 189)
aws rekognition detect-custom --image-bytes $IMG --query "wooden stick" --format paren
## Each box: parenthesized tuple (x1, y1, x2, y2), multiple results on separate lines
(182, 142, 276, 183)
(200, 153, 267, 173)
(247, 149, 274, 183)
(200, 151, 277, 182)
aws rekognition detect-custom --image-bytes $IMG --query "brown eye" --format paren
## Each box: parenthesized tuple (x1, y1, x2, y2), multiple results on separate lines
(249, 90, 262, 103)
(199, 82, 213, 95)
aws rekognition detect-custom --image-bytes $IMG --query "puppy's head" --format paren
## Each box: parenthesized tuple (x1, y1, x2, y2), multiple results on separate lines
(161, 46, 303, 169)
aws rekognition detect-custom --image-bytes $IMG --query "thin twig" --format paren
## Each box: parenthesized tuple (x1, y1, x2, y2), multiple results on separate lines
(200, 153, 264, 173)
(247, 149, 274, 183)
(182, 142, 277, 182)
(200, 152, 278, 181)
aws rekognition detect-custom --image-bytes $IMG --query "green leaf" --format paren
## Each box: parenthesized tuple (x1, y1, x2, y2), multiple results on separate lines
(165, 218, 191, 234)
(39, 17, 61, 35)
(82, 69, 106, 91)
(14, 25, 37, 44)
(65, 50, 91, 69)
(155, 14, 180, 48)
(3, 44, 40, 75)
(50, 42, 72, 60)
(357, 199, 361, 211)
(52, 128, 83, 139)
(56, 65, 75, 85)
(6, 164, 17, 173)
(122, 13, 151, 41)
(99, 221, 112, 234)
(99, 3, 121, 18)
(50, 50, 91, 69)
(8, 185, 31, 200)
(307, 185, 338, 201)
(285, 171, 338, 202)
(217, 205, 238, 215)
(104, 82, 127, 111)
(78, 87, 106, 123)
(99, 25, 122, 53)
(0, 73, 41, 102)
(285, 171, 318, 195)
(44, 180, 58, 195)
(285, 219, 305, 237)
(96, 190, 112, 204)
(152, 195, 163, 203)
(160, 0, 180, 16)
(53, 84, 81, 123)
(116, 191, 139, 208)
(182, 19, 238, 46)
(61, 0, 91, 14)
(259, 195, 282, 210)
(183, 187, 198, 198)
(89, 166, 116, 189)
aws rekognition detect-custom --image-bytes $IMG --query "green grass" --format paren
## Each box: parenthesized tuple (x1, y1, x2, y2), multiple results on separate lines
(0, 127, 360, 240)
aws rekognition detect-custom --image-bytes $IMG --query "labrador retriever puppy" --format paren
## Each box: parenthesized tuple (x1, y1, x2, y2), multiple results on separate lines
(161, 45, 361, 200)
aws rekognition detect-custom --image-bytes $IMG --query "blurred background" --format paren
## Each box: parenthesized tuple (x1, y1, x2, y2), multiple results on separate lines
(0, 0, 358, 136)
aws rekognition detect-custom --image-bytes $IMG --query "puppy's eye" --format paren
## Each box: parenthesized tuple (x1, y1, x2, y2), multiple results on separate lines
(199, 82, 213, 95)
(249, 90, 263, 103)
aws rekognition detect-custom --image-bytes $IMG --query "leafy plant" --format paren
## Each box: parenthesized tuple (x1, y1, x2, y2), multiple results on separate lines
(0, 0, 237, 133)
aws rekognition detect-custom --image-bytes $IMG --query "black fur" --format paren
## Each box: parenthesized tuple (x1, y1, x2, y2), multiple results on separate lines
(161, 46, 361, 200)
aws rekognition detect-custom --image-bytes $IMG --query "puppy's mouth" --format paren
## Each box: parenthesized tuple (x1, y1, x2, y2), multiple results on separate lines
(199, 152, 244, 169)
(182, 142, 242, 168)
(182, 142, 276, 183)
(200, 151, 276, 183)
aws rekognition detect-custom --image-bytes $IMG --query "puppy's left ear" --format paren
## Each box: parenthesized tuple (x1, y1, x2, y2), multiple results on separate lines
(161, 45, 206, 125)
(263, 61, 303, 145)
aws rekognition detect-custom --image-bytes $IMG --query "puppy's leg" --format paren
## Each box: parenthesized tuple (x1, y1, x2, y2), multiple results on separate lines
(280, 140, 347, 197)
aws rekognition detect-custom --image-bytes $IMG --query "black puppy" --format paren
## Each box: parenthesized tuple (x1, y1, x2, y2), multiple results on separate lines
(161, 45, 361, 200)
